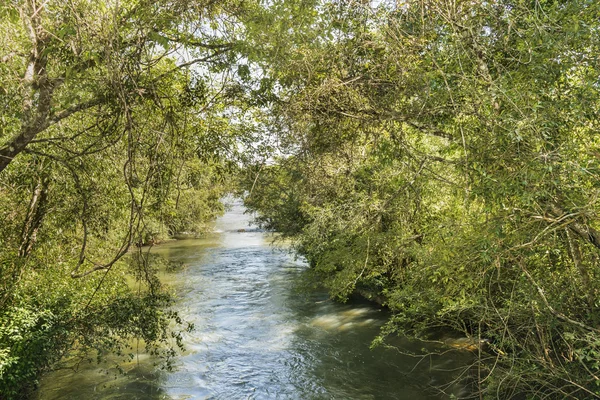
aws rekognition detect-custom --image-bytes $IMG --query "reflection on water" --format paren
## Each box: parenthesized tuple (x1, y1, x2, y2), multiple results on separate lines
(35, 200, 474, 400)
(34, 357, 168, 400)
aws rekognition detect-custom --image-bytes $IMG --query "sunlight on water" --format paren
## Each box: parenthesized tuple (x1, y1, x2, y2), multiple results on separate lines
(310, 307, 380, 331)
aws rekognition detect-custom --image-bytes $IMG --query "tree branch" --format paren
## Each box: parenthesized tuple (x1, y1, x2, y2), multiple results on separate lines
(550, 205, 600, 250)
(520, 261, 600, 334)
(0, 98, 103, 173)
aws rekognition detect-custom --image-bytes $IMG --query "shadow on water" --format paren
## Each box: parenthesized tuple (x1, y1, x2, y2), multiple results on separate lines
(35, 200, 476, 400)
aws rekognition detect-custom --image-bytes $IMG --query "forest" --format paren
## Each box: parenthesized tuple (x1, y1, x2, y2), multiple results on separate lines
(1, 0, 600, 399)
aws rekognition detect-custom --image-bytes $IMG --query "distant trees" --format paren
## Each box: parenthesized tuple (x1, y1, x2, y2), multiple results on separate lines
(242, 0, 600, 398)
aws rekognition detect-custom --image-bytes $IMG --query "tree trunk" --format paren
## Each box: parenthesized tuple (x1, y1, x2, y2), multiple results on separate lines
(0, 2, 52, 174)
(18, 171, 50, 258)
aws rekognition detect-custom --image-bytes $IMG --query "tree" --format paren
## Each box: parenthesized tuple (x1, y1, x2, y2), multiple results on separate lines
(242, 0, 600, 398)
(0, 0, 247, 397)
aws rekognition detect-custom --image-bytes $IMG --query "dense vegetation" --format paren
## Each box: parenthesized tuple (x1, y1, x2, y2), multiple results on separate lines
(0, 0, 249, 397)
(241, 0, 600, 398)
(2, 0, 600, 398)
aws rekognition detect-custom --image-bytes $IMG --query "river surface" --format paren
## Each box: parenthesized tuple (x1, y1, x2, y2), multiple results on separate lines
(35, 200, 474, 400)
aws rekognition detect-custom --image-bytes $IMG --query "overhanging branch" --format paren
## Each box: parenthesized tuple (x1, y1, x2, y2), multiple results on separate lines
(0, 98, 103, 173)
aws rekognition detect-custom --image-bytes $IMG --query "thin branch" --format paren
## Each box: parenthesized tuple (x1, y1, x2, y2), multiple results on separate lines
(519, 262, 600, 334)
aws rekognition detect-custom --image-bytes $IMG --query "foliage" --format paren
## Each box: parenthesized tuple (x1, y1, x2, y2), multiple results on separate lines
(0, 0, 248, 397)
(242, 0, 600, 398)
(3, 0, 600, 397)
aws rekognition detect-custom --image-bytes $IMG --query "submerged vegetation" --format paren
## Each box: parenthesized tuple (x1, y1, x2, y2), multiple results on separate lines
(1, 0, 600, 398)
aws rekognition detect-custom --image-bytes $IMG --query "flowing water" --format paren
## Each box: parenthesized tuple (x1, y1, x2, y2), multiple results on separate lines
(35, 200, 474, 400)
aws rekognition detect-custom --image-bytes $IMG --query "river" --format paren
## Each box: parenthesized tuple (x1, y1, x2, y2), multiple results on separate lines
(35, 200, 474, 399)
